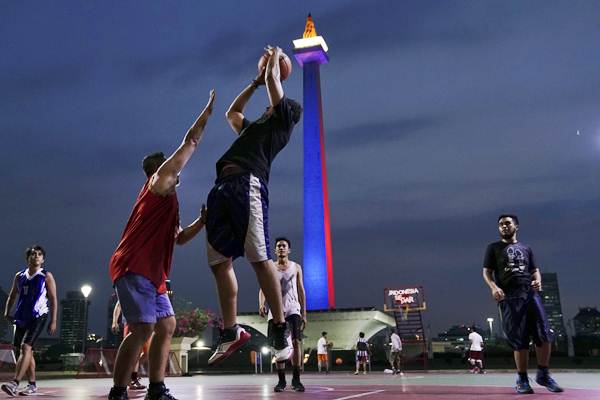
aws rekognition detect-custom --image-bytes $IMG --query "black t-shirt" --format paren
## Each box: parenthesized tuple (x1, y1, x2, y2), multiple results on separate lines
(483, 241, 538, 295)
(216, 96, 302, 183)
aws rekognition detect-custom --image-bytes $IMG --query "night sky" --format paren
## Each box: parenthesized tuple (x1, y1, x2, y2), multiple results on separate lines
(2, 1, 599, 338)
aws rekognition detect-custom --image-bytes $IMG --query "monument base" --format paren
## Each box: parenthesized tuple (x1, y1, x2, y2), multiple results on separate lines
(237, 307, 395, 350)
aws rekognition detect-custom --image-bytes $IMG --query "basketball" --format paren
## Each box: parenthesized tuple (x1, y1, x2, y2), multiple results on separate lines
(257, 51, 292, 81)
(335, 357, 343, 365)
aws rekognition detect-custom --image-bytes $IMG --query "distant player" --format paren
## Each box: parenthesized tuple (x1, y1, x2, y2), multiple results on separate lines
(111, 300, 151, 390)
(483, 214, 563, 394)
(317, 332, 331, 374)
(389, 329, 404, 376)
(467, 327, 485, 374)
(108, 90, 215, 400)
(205, 45, 302, 365)
(2, 245, 58, 397)
(354, 332, 369, 375)
(259, 237, 307, 393)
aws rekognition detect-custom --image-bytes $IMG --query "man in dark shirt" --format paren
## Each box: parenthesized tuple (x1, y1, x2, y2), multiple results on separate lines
(205, 45, 302, 365)
(483, 214, 563, 394)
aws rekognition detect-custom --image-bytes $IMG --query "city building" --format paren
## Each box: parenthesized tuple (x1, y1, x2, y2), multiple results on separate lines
(59, 290, 88, 351)
(573, 307, 600, 337)
(540, 272, 567, 339)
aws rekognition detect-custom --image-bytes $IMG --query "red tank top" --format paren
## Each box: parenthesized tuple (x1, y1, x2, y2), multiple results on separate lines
(109, 181, 179, 294)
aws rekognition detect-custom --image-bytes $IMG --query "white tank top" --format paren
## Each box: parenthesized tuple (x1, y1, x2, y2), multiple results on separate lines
(268, 261, 301, 320)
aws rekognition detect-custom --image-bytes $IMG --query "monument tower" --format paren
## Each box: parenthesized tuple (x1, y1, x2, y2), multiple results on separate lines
(293, 15, 334, 310)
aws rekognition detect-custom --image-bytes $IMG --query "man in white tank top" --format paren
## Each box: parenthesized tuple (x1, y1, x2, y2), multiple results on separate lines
(259, 237, 307, 393)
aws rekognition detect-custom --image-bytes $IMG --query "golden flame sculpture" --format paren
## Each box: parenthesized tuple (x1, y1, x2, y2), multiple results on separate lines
(303, 13, 317, 38)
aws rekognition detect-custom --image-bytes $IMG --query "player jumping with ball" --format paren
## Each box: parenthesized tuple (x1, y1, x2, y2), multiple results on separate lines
(205, 45, 302, 365)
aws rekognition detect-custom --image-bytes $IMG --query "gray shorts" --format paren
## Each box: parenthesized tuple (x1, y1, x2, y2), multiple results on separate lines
(115, 273, 174, 324)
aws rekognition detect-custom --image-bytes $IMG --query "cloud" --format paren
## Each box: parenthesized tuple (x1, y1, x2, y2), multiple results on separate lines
(325, 115, 445, 149)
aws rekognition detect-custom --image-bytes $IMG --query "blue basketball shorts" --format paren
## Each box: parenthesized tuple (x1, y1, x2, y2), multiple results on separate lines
(205, 173, 271, 266)
(499, 289, 553, 350)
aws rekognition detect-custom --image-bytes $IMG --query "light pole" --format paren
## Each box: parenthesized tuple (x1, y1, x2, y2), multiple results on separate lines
(486, 317, 494, 340)
(80, 284, 92, 356)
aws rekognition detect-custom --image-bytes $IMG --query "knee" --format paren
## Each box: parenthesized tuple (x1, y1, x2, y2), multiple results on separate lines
(129, 323, 155, 342)
(155, 316, 176, 338)
(20, 343, 32, 354)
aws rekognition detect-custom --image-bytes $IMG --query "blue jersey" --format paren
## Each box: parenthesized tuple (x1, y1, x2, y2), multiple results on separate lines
(14, 268, 49, 327)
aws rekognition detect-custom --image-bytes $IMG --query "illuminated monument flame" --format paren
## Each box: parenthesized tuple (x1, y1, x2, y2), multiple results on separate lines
(293, 15, 334, 310)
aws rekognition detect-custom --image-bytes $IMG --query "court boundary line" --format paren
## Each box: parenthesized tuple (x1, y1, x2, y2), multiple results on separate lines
(332, 389, 385, 400)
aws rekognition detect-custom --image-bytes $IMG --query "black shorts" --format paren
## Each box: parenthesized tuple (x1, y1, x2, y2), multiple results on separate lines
(14, 314, 47, 351)
(499, 290, 553, 350)
(268, 314, 303, 342)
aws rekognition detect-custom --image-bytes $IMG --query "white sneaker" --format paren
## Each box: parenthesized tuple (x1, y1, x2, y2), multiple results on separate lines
(18, 384, 37, 396)
(1, 381, 18, 397)
(208, 325, 251, 365)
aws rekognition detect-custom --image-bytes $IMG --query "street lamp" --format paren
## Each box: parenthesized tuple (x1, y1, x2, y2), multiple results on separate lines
(486, 317, 494, 339)
(80, 284, 92, 356)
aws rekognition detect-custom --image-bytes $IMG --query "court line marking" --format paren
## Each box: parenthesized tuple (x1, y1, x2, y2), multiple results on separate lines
(332, 389, 385, 400)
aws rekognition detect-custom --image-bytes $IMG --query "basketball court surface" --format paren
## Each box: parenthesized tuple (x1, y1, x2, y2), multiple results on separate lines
(3, 371, 599, 399)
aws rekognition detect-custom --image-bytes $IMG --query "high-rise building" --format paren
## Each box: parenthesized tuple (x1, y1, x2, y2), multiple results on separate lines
(573, 307, 600, 337)
(541, 272, 567, 339)
(105, 292, 120, 347)
(60, 291, 88, 351)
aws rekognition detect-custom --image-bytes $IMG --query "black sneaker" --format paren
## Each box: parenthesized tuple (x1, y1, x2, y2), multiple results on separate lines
(269, 322, 292, 362)
(144, 388, 177, 400)
(107, 387, 129, 400)
(291, 379, 305, 392)
(274, 380, 286, 392)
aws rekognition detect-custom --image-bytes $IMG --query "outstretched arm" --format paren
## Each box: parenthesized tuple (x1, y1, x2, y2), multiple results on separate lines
(150, 90, 215, 195)
(176, 204, 207, 245)
(265, 46, 284, 107)
(225, 68, 265, 134)
(45, 272, 58, 335)
(3, 274, 19, 322)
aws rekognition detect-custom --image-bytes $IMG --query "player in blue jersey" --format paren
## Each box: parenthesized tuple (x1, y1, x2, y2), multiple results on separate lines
(2, 245, 58, 397)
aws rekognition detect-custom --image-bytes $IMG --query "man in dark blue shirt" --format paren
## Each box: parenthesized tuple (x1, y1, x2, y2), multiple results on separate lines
(2, 245, 57, 397)
(483, 214, 563, 394)
(206, 45, 302, 366)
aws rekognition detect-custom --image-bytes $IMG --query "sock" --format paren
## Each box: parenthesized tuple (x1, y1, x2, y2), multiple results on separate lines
(537, 365, 549, 376)
(12, 380, 19, 386)
(292, 366, 300, 381)
(518, 372, 528, 381)
(28, 381, 36, 387)
(277, 369, 286, 383)
(110, 386, 127, 396)
(131, 371, 138, 381)
(149, 381, 166, 394)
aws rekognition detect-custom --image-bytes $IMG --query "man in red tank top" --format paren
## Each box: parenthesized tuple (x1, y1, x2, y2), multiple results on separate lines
(108, 90, 215, 400)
